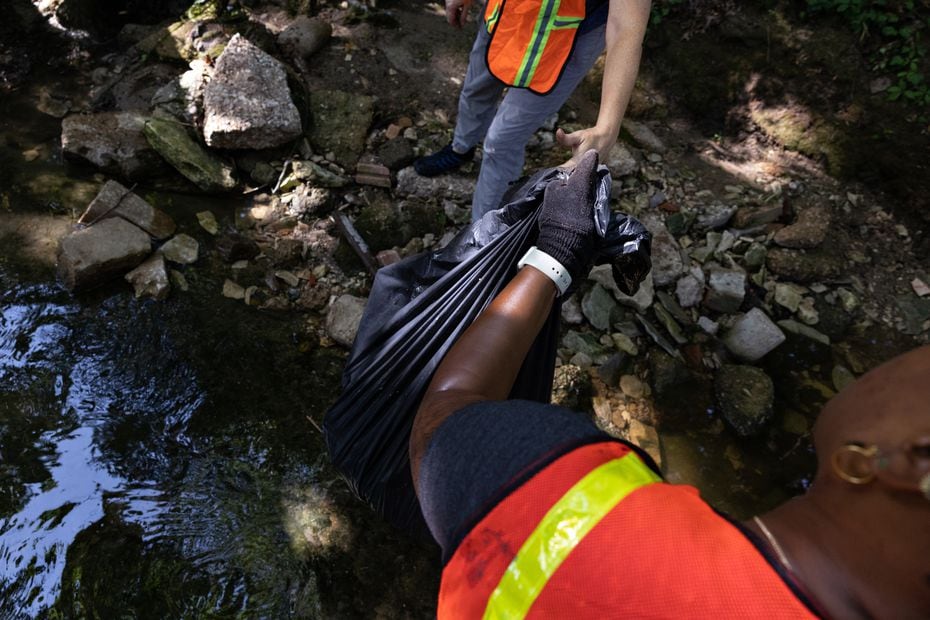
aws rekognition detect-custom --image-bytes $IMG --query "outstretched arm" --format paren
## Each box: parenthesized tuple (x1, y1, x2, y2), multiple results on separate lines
(558, 0, 652, 167)
(410, 151, 603, 491)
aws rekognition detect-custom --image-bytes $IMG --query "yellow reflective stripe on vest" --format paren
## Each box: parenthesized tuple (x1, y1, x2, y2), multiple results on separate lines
(483, 454, 661, 620)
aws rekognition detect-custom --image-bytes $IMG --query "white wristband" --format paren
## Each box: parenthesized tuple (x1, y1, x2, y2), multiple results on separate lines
(517, 246, 572, 296)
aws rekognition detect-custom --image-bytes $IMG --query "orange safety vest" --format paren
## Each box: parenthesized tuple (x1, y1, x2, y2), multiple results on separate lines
(483, 0, 587, 95)
(438, 441, 820, 619)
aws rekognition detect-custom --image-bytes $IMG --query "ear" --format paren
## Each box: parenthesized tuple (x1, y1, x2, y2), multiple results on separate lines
(875, 435, 930, 496)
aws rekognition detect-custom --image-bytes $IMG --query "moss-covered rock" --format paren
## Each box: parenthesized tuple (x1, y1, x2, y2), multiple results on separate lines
(749, 103, 851, 177)
(354, 202, 403, 252)
(714, 364, 775, 436)
(143, 117, 237, 192)
(307, 90, 375, 168)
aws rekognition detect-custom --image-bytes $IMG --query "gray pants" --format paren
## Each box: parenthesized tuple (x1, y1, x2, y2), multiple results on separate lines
(452, 21, 608, 220)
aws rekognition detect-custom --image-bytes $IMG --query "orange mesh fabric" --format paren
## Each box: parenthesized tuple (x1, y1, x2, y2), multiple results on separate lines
(439, 442, 819, 619)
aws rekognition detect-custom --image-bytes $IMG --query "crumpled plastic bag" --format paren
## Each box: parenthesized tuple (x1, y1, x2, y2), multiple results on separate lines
(324, 166, 651, 536)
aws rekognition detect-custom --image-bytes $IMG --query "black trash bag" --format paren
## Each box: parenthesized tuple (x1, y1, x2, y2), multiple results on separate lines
(324, 166, 651, 537)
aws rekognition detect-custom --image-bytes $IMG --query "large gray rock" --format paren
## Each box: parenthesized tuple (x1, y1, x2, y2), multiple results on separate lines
(605, 142, 639, 177)
(675, 273, 704, 308)
(704, 268, 746, 313)
(621, 119, 666, 154)
(61, 112, 167, 179)
(203, 34, 302, 150)
(79, 180, 176, 240)
(159, 234, 199, 264)
(57, 218, 151, 291)
(143, 117, 237, 192)
(308, 89, 375, 167)
(722, 308, 786, 362)
(395, 167, 476, 203)
(125, 253, 170, 300)
(326, 294, 368, 347)
(715, 364, 774, 436)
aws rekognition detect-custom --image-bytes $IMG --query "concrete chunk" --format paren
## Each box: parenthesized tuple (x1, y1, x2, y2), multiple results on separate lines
(79, 180, 176, 240)
(723, 308, 786, 362)
(57, 218, 151, 291)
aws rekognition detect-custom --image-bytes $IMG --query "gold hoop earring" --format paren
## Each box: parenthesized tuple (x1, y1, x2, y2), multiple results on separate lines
(920, 473, 930, 501)
(831, 443, 878, 485)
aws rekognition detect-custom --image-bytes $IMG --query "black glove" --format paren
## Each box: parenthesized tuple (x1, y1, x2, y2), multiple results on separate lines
(536, 149, 600, 291)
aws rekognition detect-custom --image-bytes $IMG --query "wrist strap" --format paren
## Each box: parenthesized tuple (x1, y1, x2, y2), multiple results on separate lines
(517, 246, 572, 295)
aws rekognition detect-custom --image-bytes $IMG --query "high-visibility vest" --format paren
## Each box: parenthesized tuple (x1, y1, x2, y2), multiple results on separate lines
(437, 441, 820, 619)
(483, 0, 587, 95)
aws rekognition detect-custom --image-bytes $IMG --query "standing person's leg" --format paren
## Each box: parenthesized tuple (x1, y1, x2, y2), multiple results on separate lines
(416, 24, 505, 177)
(470, 23, 607, 220)
(452, 24, 506, 153)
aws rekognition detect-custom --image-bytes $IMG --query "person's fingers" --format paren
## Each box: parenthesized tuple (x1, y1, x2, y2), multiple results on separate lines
(445, 0, 462, 26)
(555, 127, 583, 149)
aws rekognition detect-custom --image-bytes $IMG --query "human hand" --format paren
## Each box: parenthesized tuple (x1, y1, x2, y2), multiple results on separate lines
(445, 0, 473, 27)
(535, 149, 601, 293)
(555, 126, 617, 170)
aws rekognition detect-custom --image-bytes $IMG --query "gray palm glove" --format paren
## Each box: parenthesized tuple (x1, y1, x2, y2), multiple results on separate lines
(535, 149, 600, 292)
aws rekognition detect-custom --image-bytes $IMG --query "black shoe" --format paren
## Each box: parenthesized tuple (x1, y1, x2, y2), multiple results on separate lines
(413, 144, 475, 177)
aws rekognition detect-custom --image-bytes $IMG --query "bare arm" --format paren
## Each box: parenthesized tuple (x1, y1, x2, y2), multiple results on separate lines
(558, 0, 652, 167)
(409, 267, 558, 489)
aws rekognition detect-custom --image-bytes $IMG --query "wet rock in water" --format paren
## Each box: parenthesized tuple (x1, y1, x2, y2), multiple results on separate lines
(308, 89, 375, 168)
(715, 364, 774, 436)
(326, 294, 368, 347)
(79, 180, 176, 240)
(61, 112, 167, 180)
(57, 218, 151, 291)
(582, 284, 619, 331)
(151, 59, 211, 126)
(158, 234, 199, 264)
(560, 295, 584, 325)
(125, 253, 170, 300)
(216, 232, 260, 262)
(619, 374, 646, 399)
(378, 138, 415, 171)
(722, 308, 786, 362)
(203, 35, 302, 150)
(626, 419, 662, 467)
(550, 364, 592, 410)
(197, 210, 219, 235)
(774, 205, 831, 249)
(650, 228, 685, 287)
(621, 119, 666, 154)
(766, 247, 843, 283)
(395, 167, 476, 203)
(222, 279, 245, 300)
(277, 16, 332, 59)
(143, 117, 237, 192)
(648, 349, 713, 429)
(704, 268, 746, 313)
(605, 142, 639, 177)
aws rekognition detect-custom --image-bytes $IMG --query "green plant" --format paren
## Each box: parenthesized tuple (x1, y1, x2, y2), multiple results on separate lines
(803, 0, 930, 107)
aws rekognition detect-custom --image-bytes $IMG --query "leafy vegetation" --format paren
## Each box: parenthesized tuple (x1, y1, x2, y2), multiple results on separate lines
(802, 0, 930, 106)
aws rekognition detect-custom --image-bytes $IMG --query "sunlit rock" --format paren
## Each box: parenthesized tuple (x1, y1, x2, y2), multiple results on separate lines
(125, 253, 170, 301)
(203, 34, 302, 150)
(57, 218, 151, 291)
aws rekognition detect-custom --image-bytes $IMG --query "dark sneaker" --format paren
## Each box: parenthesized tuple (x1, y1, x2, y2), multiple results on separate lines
(413, 144, 475, 177)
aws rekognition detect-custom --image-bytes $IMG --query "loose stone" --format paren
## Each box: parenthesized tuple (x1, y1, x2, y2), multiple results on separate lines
(125, 253, 170, 301)
(722, 308, 785, 362)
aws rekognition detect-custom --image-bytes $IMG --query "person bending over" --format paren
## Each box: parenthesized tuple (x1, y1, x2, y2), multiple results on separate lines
(414, 0, 651, 221)
(410, 150, 930, 618)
